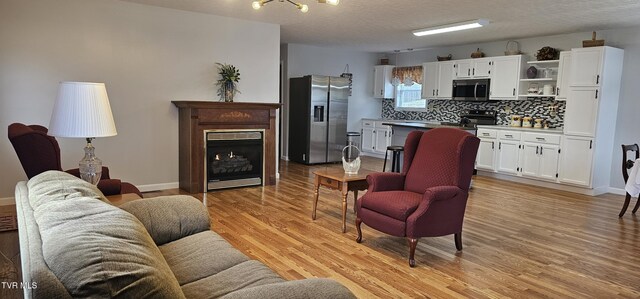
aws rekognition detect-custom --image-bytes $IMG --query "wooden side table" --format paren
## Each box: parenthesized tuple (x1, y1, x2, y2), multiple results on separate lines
(312, 168, 373, 233)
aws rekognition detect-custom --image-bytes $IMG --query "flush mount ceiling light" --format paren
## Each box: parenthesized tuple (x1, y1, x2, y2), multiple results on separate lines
(252, 0, 339, 13)
(412, 19, 489, 37)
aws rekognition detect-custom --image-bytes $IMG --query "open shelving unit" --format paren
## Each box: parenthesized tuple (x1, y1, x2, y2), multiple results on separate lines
(518, 59, 562, 100)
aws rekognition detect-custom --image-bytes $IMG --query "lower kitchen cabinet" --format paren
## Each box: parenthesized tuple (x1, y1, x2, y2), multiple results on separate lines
(361, 120, 392, 155)
(558, 136, 594, 187)
(361, 127, 375, 152)
(520, 143, 560, 181)
(497, 139, 520, 174)
(476, 138, 497, 171)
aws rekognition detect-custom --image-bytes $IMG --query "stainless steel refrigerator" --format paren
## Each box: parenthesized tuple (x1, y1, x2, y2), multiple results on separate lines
(288, 75, 349, 164)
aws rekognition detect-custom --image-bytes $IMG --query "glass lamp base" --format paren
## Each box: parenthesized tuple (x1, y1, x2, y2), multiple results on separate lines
(79, 138, 102, 185)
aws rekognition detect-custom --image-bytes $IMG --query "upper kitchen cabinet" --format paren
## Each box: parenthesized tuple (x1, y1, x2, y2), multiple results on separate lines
(421, 61, 455, 99)
(569, 47, 621, 87)
(454, 58, 491, 79)
(490, 55, 524, 100)
(421, 62, 438, 99)
(556, 51, 571, 99)
(373, 65, 395, 98)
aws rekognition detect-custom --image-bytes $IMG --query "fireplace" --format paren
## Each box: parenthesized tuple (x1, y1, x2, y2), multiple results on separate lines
(206, 130, 264, 190)
(172, 101, 280, 193)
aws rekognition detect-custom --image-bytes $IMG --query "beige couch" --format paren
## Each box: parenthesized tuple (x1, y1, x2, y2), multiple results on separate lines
(15, 171, 355, 298)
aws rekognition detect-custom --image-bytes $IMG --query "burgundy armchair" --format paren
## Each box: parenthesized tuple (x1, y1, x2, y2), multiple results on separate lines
(355, 128, 480, 267)
(8, 123, 142, 197)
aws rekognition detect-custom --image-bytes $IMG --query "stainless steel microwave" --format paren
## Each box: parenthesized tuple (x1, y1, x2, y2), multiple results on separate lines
(452, 79, 491, 101)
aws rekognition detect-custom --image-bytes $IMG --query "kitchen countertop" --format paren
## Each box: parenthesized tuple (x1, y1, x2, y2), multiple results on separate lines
(476, 125, 564, 134)
(382, 120, 474, 130)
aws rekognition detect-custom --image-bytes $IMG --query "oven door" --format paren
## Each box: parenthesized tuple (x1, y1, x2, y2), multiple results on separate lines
(452, 79, 490, 101)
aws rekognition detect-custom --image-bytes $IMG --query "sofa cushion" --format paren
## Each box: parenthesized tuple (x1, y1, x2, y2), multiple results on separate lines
(27, 170, 108, 209)
(181, 260, 284, 298)
(159, 230, 250, 285)
(33, 193, 185, 298)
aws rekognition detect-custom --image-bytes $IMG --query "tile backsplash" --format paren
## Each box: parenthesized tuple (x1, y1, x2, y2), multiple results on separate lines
(381, 99, 565, 128)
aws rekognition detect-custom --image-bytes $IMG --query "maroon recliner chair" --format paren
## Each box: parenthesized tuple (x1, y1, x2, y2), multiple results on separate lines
(8, 123, 142, 197)
(356, 128, 480, 267)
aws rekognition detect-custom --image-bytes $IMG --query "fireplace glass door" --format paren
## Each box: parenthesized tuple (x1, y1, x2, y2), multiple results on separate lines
(206, 131, 263, 190)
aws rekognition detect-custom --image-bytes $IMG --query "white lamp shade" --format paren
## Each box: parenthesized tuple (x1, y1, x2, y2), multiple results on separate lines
(49, 82, 117, 138)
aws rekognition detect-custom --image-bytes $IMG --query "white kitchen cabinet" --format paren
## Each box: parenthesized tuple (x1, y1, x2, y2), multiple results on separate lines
(476, 129, 497, 171)
(437, 61, 455, 98)
(374, 127, 391, 154)
(520, 143, 560, 181)
(490, 55, 522, 100)
(455, 59, 491, 79)
(497, 139, 520, 175)
(361, 127, 375, 152)
(556, 51, 571, 99)
(564, 87, 599, 137)
(421, 62, 438, 99)
(373, 65, 395, 98)
(361, 120, 392, 155)
(559, 136, 594, 187)
(539, 145, 560, 180)
(421, 61, 455, 99)
(570, 48, 603, 87)
(473, 59, 491, 77)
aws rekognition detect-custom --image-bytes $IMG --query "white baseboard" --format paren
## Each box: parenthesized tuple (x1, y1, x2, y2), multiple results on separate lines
(608, 187, 627, 195)
(477, 171, 605, 196)
(0, 197, 16, 206)
(137, 182, 179, 193)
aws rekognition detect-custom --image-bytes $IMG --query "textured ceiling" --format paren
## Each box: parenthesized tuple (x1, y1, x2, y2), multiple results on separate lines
(120, 0, 640, 52)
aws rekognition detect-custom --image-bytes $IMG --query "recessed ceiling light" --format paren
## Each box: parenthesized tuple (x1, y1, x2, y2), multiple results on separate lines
(412, 19, 490, 37)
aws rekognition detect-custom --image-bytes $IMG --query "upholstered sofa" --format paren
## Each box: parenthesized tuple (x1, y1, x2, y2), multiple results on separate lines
(15, 171, 354, 298)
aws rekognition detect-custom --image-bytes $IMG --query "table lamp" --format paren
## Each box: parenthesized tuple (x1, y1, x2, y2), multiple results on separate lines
(48, 82, 117, 184)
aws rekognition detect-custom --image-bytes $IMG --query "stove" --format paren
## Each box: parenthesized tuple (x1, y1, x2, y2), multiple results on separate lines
(441, 109, 497, 128)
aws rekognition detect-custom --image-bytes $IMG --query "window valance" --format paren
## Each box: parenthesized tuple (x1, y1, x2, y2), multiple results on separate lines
(392, 66, 423, 84)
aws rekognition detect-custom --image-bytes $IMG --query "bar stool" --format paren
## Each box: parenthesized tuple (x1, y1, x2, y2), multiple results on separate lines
(383, 145, 404, 173)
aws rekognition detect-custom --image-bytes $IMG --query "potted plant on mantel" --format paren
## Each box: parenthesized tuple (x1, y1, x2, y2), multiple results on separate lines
(216, 63, 240, 102)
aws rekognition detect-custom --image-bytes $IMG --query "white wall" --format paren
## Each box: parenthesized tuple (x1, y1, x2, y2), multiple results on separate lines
(390, 27, 640, 190)
(0, 0, 280, 197)
(281, 43, 380, 158)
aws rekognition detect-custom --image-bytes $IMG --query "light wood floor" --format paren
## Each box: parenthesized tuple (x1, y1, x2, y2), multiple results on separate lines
(145, 157, 640, 298)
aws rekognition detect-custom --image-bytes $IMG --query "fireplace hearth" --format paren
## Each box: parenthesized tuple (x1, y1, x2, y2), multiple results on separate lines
(206, 131, 263, 190)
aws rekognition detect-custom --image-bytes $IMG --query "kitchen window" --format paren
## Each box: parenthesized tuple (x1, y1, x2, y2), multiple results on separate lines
(392, 65, 425, 111)
(395, 83, 425, 110)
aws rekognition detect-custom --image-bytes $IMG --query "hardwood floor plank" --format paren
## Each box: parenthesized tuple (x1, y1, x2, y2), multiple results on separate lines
(143, 157, 640, 298)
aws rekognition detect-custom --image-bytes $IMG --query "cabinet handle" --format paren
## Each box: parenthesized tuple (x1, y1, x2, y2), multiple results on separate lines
(596, 75, 600, 84)
(513, 88, 516, 96)
(385, 131, 387, 137)
(436, 89, 439, 96)
(492, 141, 494, 150)
(505, 134, 513, 138)
(499, 142, 501, 150)
(589, 140, 593, 149)
(556, 87, 560, 96)
(380, 89, 383, 96)
(482, 132, 490, 136)
(536, 146, 539, 154)
(473, 68, 475, 76)
(540, 147, 543, 156)
(595, 90, 598, 99)
(433, 90, 435, 96)
(468, 69, 470, 76)
(536, 137, 546, 141)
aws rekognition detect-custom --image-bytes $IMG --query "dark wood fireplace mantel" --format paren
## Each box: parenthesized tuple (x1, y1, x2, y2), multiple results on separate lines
(172, 101, 281, 193)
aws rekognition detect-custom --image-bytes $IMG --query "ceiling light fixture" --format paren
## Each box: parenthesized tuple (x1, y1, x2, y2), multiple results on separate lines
(412, 19, 489, 37)
(252, 0, 338, 13)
